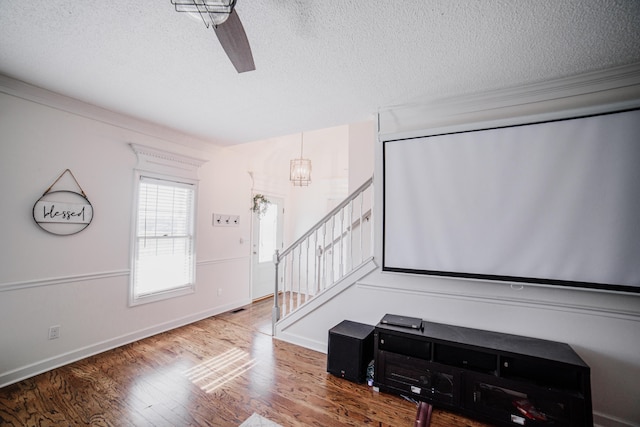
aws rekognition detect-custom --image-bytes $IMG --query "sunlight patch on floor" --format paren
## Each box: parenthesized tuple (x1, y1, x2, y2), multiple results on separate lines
(183, 348, 257, 393)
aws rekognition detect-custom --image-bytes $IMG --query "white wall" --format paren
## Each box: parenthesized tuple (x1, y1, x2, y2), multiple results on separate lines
(5, 64, 639, 425)
(348, 120, 375, 192)
(229, 126, 350, 247)
(0, 80, 253, 387)
(228, 121, 376, 251)
(282, 274, 640, 426)
(276, 65, 640, 427)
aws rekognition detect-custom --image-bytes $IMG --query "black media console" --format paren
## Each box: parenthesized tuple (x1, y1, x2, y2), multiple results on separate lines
(373, 319, 593, 426)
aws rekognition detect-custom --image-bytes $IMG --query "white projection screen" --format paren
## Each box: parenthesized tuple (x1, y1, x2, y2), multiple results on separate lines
(383, 108, 640, 293)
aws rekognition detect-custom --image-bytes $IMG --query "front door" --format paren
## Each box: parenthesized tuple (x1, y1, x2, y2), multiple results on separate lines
(251, 195, 284, 301)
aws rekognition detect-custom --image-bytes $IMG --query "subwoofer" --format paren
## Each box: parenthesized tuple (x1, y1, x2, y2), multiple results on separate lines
(327, 320, 375, 383)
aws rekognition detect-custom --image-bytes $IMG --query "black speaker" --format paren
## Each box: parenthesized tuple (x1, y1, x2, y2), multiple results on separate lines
(327, 320, 375, 383)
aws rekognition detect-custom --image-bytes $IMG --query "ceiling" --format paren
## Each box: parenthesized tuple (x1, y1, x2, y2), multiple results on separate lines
(1, 1, 640, 146)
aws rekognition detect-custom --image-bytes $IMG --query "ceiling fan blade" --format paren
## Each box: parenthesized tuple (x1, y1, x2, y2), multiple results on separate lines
(213, 10, 255, 73)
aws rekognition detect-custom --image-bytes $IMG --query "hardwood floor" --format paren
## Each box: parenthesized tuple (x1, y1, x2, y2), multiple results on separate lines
(0, 298, 491, 426)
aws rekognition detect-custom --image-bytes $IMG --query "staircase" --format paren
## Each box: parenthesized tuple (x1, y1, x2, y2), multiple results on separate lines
(272, 177, 374, 333)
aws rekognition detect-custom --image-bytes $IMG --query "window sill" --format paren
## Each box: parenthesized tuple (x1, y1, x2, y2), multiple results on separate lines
(129, 284, 195, 306)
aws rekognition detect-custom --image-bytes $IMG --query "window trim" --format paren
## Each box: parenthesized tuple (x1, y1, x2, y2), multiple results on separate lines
(129, 143, 206, 306)
(130, 171, 198, 306)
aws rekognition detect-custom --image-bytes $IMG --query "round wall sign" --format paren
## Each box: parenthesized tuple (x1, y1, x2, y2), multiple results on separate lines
(33, 190, 94, 236)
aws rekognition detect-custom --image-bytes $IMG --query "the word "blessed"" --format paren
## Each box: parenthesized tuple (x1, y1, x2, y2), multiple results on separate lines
(34, 201, 93, 224)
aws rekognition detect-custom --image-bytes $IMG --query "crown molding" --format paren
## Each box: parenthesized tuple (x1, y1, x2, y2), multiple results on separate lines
(379, 62, 640, 138)
(0, 74, 218, 150)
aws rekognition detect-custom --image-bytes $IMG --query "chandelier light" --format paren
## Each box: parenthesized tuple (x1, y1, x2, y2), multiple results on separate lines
(290, 133, 312, 186)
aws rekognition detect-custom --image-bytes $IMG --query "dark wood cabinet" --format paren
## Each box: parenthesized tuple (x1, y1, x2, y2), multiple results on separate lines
(373, 319, 592, 426)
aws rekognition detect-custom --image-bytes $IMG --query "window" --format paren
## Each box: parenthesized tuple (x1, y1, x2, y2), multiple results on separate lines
(132, 176, 196, 303)
(129, 143, 206, 305)
(258, 201, 279, 263)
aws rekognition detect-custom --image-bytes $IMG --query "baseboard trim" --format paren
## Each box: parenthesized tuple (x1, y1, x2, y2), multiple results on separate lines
(0, 298, 248, 388)
(273, 333, 326, 355)
(593, 411, 637, 427)
(273, 259, 379, 354)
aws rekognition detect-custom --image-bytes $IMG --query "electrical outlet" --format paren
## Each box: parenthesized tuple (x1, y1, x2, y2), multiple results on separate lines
(48, 325, 60, 340)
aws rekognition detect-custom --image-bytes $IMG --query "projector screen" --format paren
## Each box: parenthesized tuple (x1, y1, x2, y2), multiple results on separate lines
(383, 108, 640, 293)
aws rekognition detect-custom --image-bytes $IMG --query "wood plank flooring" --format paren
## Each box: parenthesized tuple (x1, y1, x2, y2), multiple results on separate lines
(0, 297, 491, 426)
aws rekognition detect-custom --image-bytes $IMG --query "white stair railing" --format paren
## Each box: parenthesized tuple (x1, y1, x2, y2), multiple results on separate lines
(273, 177, 374, 325)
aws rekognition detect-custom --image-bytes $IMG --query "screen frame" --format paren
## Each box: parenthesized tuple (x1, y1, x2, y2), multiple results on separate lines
(381, 107, 640, 294)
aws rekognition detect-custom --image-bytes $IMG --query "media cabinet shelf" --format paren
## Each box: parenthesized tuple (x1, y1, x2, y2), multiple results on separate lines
(373, 320, 593, 426)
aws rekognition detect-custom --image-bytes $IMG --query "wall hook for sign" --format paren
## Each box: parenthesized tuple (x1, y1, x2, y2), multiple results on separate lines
(33, 169, 94, 236)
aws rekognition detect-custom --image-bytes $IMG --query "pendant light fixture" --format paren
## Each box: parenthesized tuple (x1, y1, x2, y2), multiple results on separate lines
(290, 133, 312, 186)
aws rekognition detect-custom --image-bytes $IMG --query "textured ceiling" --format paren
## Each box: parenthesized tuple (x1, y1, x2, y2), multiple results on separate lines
(1, 1, 640, 145)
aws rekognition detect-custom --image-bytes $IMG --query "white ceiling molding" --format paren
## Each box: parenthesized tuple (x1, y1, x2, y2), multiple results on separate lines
(2, 2, 639, 144)
(379, 61, 640, 139)
(0, 74, 218, 150)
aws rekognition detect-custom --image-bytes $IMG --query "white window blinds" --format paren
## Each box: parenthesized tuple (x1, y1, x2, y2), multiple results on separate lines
(133, 176, 196, 299)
